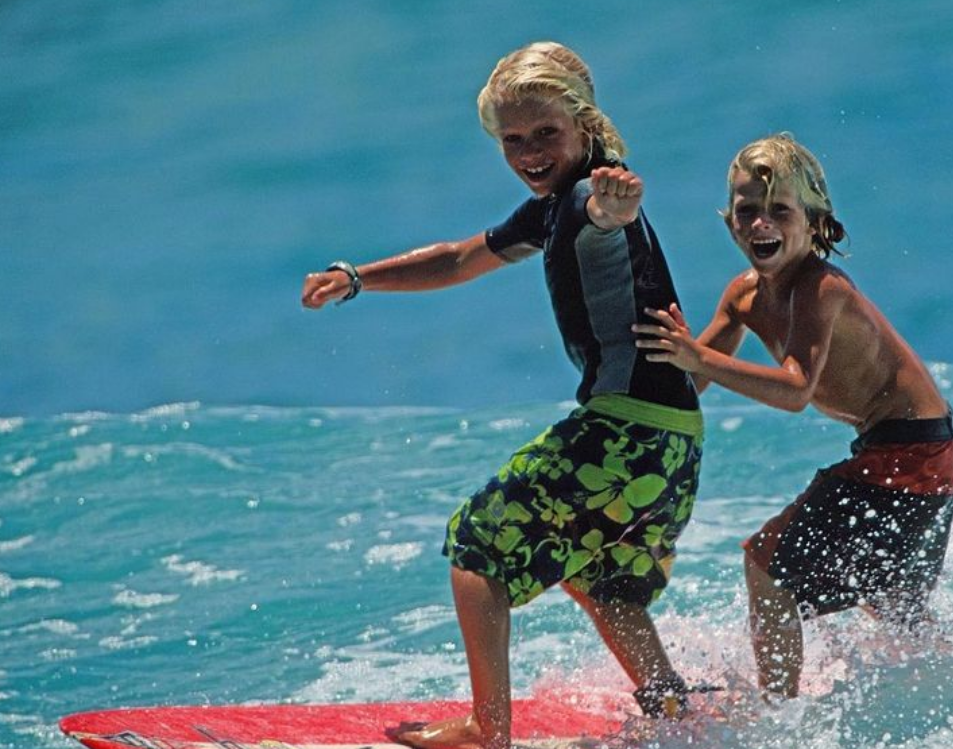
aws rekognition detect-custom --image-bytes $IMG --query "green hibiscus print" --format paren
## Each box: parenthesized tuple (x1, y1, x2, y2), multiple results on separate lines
(563, 529, 606, 578)
(642, 523, 666, 548)
(603, 432, 657, 462)
(509, 573, 544, 605)
(662, 435, 688, 476)
(547, 535, 575, 564)
(602, 434, 630, 456)
(485, 491, 533, 524)
(494, 525, 528, 555)
(542, 456, 574, 481)
(469, 491, 534, 552)
(610, 544, 655, 577)
(498, 432, 568, 482)
(674, 494, 695, 524)
(579, 457, 668, 524)
(536, 496, 576, 529)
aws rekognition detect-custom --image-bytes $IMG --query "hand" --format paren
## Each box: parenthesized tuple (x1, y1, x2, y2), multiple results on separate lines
(588, 166, 644, 229)
(632, 303, 703, 372)
(301, 270, 350, 309)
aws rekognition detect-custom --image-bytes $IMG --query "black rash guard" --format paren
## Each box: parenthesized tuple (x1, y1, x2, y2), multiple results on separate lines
(485, 159, 699, 410)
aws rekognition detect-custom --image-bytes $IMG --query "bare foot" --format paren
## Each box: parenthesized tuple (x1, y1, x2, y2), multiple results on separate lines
(387, 714, 484, 749)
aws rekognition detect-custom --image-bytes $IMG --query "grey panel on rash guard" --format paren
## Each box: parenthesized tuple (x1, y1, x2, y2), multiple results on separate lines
(574, 223, 640, 394)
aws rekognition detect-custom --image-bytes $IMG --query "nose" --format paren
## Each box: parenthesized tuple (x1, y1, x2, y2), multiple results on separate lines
(517, 137, 543, 159)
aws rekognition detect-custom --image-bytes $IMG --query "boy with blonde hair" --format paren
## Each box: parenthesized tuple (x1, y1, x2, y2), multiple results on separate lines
(636, 133, 953, 699)
(305, 42, 703, 747)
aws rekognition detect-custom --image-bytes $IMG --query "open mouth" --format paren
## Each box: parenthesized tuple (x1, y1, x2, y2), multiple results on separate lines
(522, 164, 554, 183)
(751, 238, 782, 260)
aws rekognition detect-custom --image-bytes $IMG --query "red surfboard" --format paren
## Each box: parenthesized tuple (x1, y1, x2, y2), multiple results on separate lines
(59, 696, 635, 749)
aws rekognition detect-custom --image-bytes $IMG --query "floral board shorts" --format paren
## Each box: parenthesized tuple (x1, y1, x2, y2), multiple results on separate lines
(444, 394, 704, 608)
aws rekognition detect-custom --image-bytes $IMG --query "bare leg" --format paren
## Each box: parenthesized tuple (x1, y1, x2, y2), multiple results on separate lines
(561, 582, 676, 689)
(395, 566, 511, 749)
(744, 554, 802, 698)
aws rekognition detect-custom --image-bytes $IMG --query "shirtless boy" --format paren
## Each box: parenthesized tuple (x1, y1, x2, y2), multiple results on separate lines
(635, 133, 953, 698)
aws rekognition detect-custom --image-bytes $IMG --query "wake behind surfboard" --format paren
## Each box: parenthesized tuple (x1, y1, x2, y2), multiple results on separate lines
(58, 698, 636, 749)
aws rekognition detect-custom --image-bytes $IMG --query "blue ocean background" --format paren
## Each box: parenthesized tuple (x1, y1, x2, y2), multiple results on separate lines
(2, 2, 952, 748)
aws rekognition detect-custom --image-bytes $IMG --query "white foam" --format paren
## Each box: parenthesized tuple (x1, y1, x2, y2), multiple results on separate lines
(3, 456, 38, 478)
(720, 416, 744, 432)
(99, 635, 159, 651)
(0, 572, 61, 598)
(0, 418, 24, 434)
(292, 646, 470, 704)
(391, 604, 456, 636)
(489, 418, 529, 431)
(113, 588, 180, 609)
(364, 542, 424, 569)
(130, 402, 201, 421)
(40, 647, 77, 661)
(17, 619, 81, 636)
(161, 554, 244, 585)
(120, 442, 248, 472)
(0, 535, 34, 553)
(52, 443, 114, 474)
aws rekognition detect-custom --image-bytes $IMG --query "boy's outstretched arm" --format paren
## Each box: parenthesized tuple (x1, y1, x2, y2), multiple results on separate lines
(301, 233, 505, 310)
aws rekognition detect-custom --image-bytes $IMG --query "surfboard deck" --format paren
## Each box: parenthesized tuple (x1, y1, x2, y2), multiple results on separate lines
(59, 697, 633, 749)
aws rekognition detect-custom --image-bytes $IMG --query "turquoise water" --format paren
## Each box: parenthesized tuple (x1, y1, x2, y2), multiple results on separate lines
(3, 1, 953, 748)
(2, 395, 953, 748)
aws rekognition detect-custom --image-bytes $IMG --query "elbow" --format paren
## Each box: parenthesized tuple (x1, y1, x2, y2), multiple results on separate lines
(778, 399, 809, 414)
(776, 365, 816, 412)
(690, 374, 711, 394)
(777, 387, 814, 413)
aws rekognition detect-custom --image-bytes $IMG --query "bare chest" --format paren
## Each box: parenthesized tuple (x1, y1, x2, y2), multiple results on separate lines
(740, 295, 791, 363)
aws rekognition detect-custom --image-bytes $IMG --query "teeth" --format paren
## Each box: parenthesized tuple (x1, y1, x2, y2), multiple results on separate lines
(525, 165, 550, 175)
(752, 238, 780, 245)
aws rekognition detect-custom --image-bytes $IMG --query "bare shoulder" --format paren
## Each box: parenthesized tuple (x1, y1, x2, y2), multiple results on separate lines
(792, 259, 858, 310)
(723, 269, 759, 302)
(719, 270, 760, 318)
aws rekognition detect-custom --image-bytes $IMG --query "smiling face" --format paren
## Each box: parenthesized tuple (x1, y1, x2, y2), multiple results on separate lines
(727, 171, 816, 278)
(494, 98, 589, 197)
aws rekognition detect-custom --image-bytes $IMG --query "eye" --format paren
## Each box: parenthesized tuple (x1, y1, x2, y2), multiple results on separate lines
(501, 134, 522, 145)
(537, 126, 558, 138)
(734, 204, 757, 218)
(769, 203, 791, 218)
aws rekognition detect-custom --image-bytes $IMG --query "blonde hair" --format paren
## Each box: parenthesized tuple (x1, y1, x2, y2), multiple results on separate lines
(725, 133, 847, 258)
(477, 41, 627, 163)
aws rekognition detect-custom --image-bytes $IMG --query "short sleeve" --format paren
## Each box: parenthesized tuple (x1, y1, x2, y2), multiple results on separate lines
(485, 197, 548, 263)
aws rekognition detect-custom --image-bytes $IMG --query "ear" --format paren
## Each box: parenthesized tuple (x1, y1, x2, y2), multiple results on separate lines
(721, 211, 734, 232)
(579, 128, 593, 156)
(722, 212, 744, 248)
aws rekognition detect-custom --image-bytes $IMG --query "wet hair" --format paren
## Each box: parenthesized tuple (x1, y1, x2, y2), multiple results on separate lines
(724, 133, 847, 258)
(477, 41, 627, 163)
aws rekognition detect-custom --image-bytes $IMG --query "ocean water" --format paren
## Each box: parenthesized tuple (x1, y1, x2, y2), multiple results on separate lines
(3, 395, 953, 749)
(3, 1, 953, 748)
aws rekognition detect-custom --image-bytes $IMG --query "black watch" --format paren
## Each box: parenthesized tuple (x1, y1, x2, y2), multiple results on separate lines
(325, 261, 362, 302)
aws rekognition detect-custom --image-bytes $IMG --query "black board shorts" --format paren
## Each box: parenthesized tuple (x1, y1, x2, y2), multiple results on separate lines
(744, 412, 953, 618)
